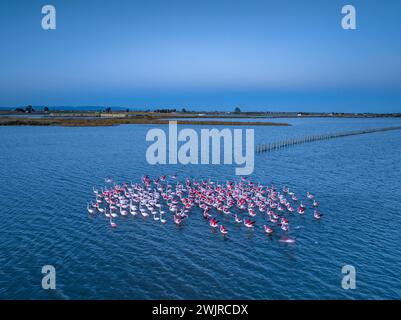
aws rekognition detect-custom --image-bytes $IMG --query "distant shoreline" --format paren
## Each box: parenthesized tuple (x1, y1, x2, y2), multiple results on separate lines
(1, 110, 401, 127)
(1, 109, 400, 118)
(0, 116, 290, 127)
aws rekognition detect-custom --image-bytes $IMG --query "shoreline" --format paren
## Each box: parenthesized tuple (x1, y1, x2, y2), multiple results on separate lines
(1, 110, 401, 119)
(0, 117, 290, 127)
(1, 110, 401, 127)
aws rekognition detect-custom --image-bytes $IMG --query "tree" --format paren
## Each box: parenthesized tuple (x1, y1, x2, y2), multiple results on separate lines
(154, 108, 177, 113)
(25, 105, 34, 113)
(181, 108, 187, 113)
(44, 107, 49, 112)
(105, 107, 112, 113)
(126, 108, 130, 113)
(234, 107, 241, 114)
(15, 107, 25, 113)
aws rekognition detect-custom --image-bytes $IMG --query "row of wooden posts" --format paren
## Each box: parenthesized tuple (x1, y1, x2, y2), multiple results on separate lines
(256, 125, 401, 154)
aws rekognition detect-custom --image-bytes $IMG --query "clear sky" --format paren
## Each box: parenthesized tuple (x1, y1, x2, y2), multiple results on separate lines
(0, 0, 400, 112)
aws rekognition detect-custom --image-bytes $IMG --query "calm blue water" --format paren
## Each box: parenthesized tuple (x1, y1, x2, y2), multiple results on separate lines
(1, 118, 401, 300)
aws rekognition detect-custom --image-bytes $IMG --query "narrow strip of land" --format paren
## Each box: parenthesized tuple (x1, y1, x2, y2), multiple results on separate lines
(0, 117, 289, 127)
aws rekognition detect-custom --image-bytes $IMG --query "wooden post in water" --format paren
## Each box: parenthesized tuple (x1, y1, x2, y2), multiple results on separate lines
(255, 125, 401, 154)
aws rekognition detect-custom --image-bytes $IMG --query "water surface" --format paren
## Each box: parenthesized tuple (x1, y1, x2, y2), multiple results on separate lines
(1, 118, 400, 299)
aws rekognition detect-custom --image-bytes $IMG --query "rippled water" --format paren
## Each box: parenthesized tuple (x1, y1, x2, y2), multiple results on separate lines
(1, 118, 401, 299)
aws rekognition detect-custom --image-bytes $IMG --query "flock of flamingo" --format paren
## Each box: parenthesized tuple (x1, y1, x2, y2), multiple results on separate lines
(87, 175, 322, 241)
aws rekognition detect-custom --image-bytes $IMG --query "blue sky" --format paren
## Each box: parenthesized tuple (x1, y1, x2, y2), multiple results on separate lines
(0, 0, 400, 112)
